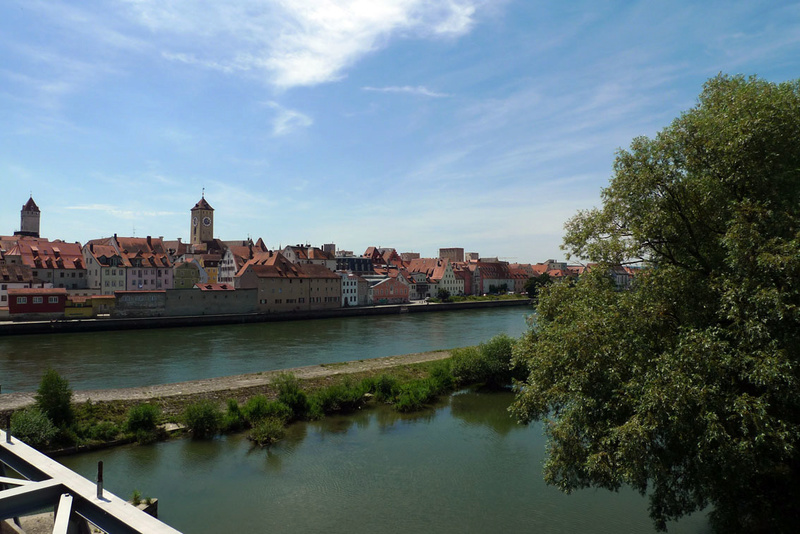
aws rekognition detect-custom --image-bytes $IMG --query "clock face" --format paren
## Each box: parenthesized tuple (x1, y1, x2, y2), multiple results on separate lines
(202, 216, 212, 227)
(192, 216, 198, 227)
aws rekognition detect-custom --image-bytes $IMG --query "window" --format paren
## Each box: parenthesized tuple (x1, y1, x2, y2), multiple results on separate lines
(60, 272, 64, 278)
(33, 296, 43, 304)
(17, 297, 27, 304)
(48, 296, 58, 304)
(0, 284, 5, 290)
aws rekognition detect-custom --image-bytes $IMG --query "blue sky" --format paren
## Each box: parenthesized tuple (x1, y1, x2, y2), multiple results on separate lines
(1, 1, 798, 263)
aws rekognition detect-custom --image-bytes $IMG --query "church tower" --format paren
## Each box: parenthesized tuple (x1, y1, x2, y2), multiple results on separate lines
(190, 193, 214, 245)
(15, 196, 40, 238)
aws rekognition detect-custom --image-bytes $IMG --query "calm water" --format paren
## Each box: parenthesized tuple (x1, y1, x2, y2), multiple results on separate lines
(0, 307, 530, 393)
(60, 390, 709, 533)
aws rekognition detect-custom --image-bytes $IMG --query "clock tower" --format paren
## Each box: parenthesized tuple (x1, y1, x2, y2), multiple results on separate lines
(190, 193, 214, 245)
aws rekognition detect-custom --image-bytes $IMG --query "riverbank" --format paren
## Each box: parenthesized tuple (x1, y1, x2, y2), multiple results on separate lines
(0, 349, 453, 415)
(0, 298, 530, 336)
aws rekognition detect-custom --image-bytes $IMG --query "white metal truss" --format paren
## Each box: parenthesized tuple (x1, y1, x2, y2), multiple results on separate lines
(1, 429, 182, 534)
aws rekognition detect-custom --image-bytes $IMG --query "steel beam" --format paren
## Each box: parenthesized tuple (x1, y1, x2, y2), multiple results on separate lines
(0, 479, 64, 519)
(53, 493, 75, 534)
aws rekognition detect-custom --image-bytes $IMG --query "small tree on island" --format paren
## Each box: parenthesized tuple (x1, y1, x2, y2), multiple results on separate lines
(436, 288, 451, 302)
(35, 368, 74, 428)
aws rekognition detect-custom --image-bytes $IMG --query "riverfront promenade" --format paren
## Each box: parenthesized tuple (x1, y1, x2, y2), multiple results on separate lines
(0, 350, 452, 414)
(0, 298, 530, 336)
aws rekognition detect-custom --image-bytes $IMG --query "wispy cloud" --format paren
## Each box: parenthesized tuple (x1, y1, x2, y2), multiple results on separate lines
(64, 204, 179, 219)
(264, 101, 313, 136)
(362, 85, 450, 97)
(125, 0, 487, 89)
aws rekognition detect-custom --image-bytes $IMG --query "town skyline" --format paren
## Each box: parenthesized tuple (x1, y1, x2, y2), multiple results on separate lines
(2, 2, 798, 263)
(2, 193, 545, 264)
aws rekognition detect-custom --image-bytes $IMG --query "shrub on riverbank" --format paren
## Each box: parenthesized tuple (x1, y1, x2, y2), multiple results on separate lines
(248, 417, 286, 446)
(274, 373, 311, 420)
(242, 395, 293, 424)
(310, 378, 369, 415)
(125, 403, 163, 444)
(183, 400, 222, 438)
(126, 403, 160, 432)
(451, 334, 523, 388)
(10, 407, 58, 448)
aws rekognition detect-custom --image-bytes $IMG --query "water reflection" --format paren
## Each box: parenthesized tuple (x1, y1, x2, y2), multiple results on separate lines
(59, 390, 709, 534)
(450, 388, 521, 436)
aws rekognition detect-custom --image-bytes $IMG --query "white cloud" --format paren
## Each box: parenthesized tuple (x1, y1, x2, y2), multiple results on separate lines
(124, 0, 486, 89)
(265, 101, 313, 136)
(362, 85, 450, 97)
(64, 204, 179, 219)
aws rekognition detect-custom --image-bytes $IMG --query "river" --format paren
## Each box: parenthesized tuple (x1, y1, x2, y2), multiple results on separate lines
(0, 307, 530, 393)
(60, 390, 709, 533)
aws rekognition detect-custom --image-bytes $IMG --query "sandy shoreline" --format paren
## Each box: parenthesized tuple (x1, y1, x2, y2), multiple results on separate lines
(0, 350, 452, 414)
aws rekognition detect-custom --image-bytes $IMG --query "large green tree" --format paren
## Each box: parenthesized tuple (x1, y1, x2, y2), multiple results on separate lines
(511, 75, 800, 532)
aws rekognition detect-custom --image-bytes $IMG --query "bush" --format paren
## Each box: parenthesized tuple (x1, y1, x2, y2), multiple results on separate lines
(35, 368, 73, 427)
(369, 374, 400, 402)
(480, 333, 517, 387)
(274, 373, 310, 420)
(87, 421, 120, 442)
(125, 403, 160, 433)
(10, 407, 57, 448)
(450, 334, 519, 388)
(223, 399, 247, 432)
(428, 360, 454, 393)
(248, 417, 286, 446)
(450, 346, 487, 385)
(394, 379, 439, 413)
(243, 396, 293, 424)
(183, 400, 222, 438)
(311, 380, 368, 415)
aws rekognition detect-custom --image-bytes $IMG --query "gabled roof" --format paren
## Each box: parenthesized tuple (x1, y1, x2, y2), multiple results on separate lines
(406, 258, 451, 283)
(240, 252, 339, 280)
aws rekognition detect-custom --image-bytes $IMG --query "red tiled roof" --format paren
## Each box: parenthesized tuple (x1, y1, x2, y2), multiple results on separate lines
(8, 287, 67, 295)
(194, 283, 235, 291)
(9, 238, 85, 270)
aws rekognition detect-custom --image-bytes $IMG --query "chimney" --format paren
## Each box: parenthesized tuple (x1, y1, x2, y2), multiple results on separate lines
(147, 235, 152, 248)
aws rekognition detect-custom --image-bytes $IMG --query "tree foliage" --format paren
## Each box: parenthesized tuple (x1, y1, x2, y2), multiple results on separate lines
(512, 75, 800, 532)
(35, 368, 74, 428)
(524, 273, 552, 300)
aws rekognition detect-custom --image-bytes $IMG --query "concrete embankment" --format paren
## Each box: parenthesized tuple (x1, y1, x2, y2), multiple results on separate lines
(0, 298, 531, 336)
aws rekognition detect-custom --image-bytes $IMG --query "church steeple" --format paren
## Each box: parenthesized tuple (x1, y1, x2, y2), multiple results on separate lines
(15, 196, 41, 237)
